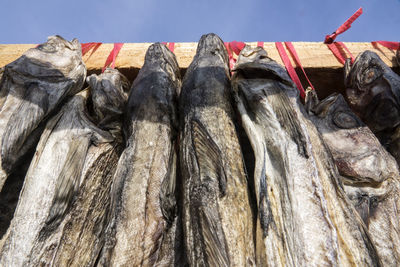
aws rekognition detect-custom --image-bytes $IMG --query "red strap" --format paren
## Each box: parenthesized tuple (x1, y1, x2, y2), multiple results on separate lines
(81, 42, 102, 57)
(224, 42, 235, 69)
(102, 43, 124, 72)
(323, 7, 361, 65)
(285, 42, 315, 91)
(229, 41, 245, 55)
(326, 43, 346, 65)
(371, 41, 400, 50)
(162, 42, 175, 52)
(81, 43, 96, 56)
(326, 42, 355, 65)
(337, 42, 354, 61)
(168, 42, 175, 53)
(257, 41, 264, 47)
(224, 41, 246, 69)
(275, 42, 306, 99)
(324, 7, 363, 44)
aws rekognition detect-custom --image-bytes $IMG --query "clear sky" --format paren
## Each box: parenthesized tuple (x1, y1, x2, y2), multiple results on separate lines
(1, 0, 399, 44)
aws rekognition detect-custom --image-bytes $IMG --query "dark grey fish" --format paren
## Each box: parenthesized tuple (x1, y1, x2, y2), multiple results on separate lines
(306, 90, 400, 266)
(180, 33, 255, 266)
(0, 35, 86, 192)
(98, 43, 182, 267)
(344, 50, 400, 164)
(0, 67, 127, 266)
(232, 45, 381, 266)
(26, 68, 128, 267)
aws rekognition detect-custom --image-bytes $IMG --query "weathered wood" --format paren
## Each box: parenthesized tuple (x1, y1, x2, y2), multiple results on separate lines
(0, 42, 398, 71)
(2, 42, 398, 100)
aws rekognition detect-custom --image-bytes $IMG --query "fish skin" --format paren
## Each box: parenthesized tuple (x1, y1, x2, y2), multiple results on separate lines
(0, 35, 86, 192)
(344, 50, 400, 164)
(21, 68, 128, 267)
(232, 45, 381, 267)
(98, 43, 182, 267)
(88, 68, 130, 143)
(180, 33, 256, 267)
(0, 85, 118, 266)
(306, 91, 400, 266)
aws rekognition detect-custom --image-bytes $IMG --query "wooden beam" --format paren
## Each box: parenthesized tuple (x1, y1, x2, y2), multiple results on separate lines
(0, 42, 398, 71)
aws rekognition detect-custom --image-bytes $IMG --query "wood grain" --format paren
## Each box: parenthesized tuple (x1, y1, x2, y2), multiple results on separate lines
(0, 42, 398, 71)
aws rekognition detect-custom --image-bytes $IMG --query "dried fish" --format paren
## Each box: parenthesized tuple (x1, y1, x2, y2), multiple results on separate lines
(98, 43, 182, 267)
(180, 33, 255, 266)
(345, 50, 400, 164)
(306, 90, 400, 266)
(232, 45, 381, 266)
(0, 68, 127, 266)
(0, 35, 86, 192)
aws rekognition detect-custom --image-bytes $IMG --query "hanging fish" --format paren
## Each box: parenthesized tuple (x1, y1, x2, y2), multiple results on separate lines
(345, 50, 400, 165)
(232, 45, 381, 266)
(306, 90, 400, 266)
(179, 33, 256, 266)
(98, 43, 183, 267)
(0, 68, 128, 266)
(0, 35, 86, 192)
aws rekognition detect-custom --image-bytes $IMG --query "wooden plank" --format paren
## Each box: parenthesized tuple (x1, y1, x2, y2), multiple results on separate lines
(0, 42, 398, 71)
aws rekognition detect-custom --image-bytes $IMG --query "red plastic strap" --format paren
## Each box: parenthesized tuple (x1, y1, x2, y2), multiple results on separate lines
(257, 41, 264, 47)
(285, 42, 315, 91)
(337, 42, 354, 60)
(324, 7, 363, 44)
(224, 41, 246, 69)
(275, 42, 305, 99)
(162, 42, 175, 52)
(81, 43, 95, 56)
(224, 42, 234, 69)
(168, 42, 175, 53)
(229, 41, 245, 55)
(326, 42, 354, 65)
(327, 43, 346, 65)
(102, 43, 124, 72)
(81, 42, 102, 57)
(371, 41, 400, 50)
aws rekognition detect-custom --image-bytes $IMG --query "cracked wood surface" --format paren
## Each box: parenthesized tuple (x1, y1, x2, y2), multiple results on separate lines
(0, 42, 398, 71)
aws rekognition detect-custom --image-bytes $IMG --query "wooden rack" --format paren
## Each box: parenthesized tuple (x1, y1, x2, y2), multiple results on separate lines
(0, 42, 398, 98)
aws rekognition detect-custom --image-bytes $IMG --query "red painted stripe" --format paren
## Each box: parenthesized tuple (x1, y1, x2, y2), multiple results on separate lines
(102, 43, 124, 72)
(276, 42, 305, 99)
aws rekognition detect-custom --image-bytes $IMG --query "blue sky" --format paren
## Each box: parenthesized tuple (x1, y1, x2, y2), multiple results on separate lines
(1, 0, 399, 44)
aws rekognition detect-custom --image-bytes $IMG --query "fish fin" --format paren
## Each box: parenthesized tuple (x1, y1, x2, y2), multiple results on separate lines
(305, 88, 320, 115)
(190, 119, 231, 265)
(191, 119, 227, 196)
(199, 206, 231, 266)
(267, 83, 309, 158)
(355, 194, 371, 227)
(1, 83, 49, 172)
(259, 149, 273, 237)
(41, 138, 90, 235)
(160, 143, 178, 224)
(344, 58, 352, 83)
(311, 93, 340, 118)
